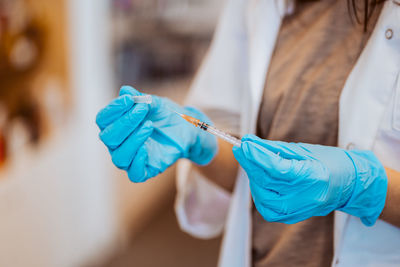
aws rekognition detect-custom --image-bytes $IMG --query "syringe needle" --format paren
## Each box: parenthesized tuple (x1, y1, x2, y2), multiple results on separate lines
(165, 106, 183, 116)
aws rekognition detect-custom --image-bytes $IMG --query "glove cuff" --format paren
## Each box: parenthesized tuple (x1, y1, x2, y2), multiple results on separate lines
(184, 106, 218, 166)
(339, 150, 388, 226)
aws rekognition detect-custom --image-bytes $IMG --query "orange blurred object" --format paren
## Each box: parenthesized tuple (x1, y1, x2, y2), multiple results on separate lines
(178, 112, 201, 127)
(0, 131, 6, 166)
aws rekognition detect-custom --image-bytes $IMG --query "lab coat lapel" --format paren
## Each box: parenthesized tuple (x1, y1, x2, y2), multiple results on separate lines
(339, 2, 400, 150)
(222, 1, 285, 267)
(220, 1, 285, 267)
(335, 0, 400, 259)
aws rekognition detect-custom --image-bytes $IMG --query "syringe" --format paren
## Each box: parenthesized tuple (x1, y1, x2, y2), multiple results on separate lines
(175, 111, 242, 147)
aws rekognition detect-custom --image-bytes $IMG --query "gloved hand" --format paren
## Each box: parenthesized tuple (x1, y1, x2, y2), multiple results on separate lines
(233, 134, 388, 226)
(96, 86, 217, 182)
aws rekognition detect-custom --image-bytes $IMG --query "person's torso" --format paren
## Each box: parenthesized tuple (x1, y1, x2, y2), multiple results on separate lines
(204, 1, 400, 266)
(252, 1, 382, 266)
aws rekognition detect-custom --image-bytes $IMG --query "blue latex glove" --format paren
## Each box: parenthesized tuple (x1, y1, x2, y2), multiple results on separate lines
(233, 134, 388, 226)
(96, 86, 217, 182)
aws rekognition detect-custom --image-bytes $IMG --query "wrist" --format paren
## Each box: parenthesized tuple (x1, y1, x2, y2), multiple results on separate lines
(339, 150, 388, 226)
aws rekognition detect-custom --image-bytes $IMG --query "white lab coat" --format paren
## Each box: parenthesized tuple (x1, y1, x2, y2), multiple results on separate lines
(174, 0, 400, 266)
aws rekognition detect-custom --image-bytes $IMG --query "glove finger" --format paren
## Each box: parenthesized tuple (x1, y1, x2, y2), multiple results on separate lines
(251, 178, 320, 224)
(241, 141, 293, 178)
(249, 180, 280, 203)
(127, 145, 148, 183)
(267, 209, 312, 224)
(249, 181, 288, 214)
(234, 146, 288, 192)
(255, 176, 300, 195)
(99, 103, 149, 149)
(119, 85, 142, 97)
(242, 141, 313, 182)
(119, 87, 168, 130)
(232, 146, 253, 172)
(255, 188, 325, 224)
(234, 145, 308, 192)
(253, 199, 285, 222)
(110, 121, 154, 169)
(253, 196, 308, 224)
(121, 87, 166, 122)
(96, 95, 135, 130)
(127, 144, 161, 182)
(242, 134, 307, 160)
(256, 206, 307, 224)
(146, 137, 181, 171)
(148, 95, 166, 119)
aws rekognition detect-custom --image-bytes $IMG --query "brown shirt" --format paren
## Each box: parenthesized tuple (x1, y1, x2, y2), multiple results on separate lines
(253, 0, 382, 266)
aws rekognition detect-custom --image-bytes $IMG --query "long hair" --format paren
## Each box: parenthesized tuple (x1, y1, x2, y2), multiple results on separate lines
(347, 0, 385, 31)
(297, 0, 386, 32)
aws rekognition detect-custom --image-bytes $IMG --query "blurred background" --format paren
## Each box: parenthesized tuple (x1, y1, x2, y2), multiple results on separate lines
(0, 0, 225, 266)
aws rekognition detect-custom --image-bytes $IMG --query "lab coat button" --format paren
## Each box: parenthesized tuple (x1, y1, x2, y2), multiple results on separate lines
(335, 258, 340, 265)
(385, 29, 393, 40)
(346, 143, 355, 150)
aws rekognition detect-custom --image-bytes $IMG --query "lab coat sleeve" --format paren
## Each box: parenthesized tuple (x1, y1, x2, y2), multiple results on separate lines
(174, 0, 247, 238)
(175, 159, 232, 239)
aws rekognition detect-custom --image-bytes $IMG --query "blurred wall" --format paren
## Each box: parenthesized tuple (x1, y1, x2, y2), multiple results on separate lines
(0, 0, 225, 266)
(109, 0, 225, 245)
(0, 0, 118, 266)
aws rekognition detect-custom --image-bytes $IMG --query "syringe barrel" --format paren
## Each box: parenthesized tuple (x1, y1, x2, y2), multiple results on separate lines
(205, 125, 242, 147)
